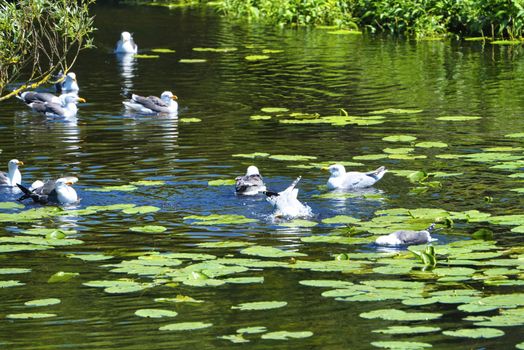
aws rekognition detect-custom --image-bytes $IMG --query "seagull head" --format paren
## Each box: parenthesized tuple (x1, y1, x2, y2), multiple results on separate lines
(8, 159, 23, 171)
(325, 164, 346, 177)
(56, 176, 78, 188)
(160, 91, 177, 102)
(245, 165, 260, 176)
(121, 31, 133, 42)
(60, 94, 86, 105)
(66, 72, 77, 82)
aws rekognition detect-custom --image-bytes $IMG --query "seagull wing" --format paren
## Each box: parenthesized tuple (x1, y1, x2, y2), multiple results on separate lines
(235, 174, 265, 194)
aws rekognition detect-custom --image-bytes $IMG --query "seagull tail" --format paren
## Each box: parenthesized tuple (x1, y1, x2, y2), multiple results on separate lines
(287, 176, 302, 191)
(263, 191, 280, 197)
(16, 184, 46, 204)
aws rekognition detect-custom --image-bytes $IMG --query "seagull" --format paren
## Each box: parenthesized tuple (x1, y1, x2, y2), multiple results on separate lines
(115, 31, 138, 54)
(235, 165, 266, 195)
(17, 176, 79, 205)
(325, 164, 387, 190)
(17, 91, 61, 105)
(28, 95, 86, 118)
(123, 91, 178, 114)
(59, 72, 80, 93)
(0, 159, 23, 187)
(375, 224, 436, 246)
(264, 176, 312, 218)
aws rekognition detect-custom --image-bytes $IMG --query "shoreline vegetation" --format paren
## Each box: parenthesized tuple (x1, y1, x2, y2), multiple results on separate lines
(119, 0, 524, 41)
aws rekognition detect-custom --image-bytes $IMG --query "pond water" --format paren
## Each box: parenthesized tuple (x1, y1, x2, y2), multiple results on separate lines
(0, 3, 523, 349)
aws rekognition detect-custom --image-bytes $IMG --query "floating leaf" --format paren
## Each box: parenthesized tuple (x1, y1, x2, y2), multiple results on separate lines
(0, 268, 31, 274)
(231, 301, 287, 311)
(245, 55, 270, 61)
(415, 141, 448, 148)
(86, 185, 138, 192)
(232, 152, 270, 159)
(6, 313, 56, 319)
(133, 54, 159, 59)
(154, 295, 204, 303)
(196, 241, 253, 248)
(322, 215, 360, 225)
(0, 280, 25, 288)
(129, 180, 165, 186)
(278, 219, 318, 228)
(159, 322, 213, 331)
(299, 280, 354, 288)
(184, 214, 257, 225)
(262, 49, 283, 54)
(240, 246, 306, 258)
(0, 202, 24, 210)
(369, 108, 423, 115)
(151, 48, 176, 53)
(192, 47, 237, 52)
(135, 309, 178, 318)
(122, 206, 160, 215)
(24, 298, 61, 307)
(179, 59, 207, 63)
(261, 331, 313, 340)
(129, 225, 167, 233)
(436, 116, 481, 121)
(370, 341, 432, 349)
(373, 326, 440, 334)
(443, 328, 504, 338)
(68, 254, 113, 261)
(327, 29, 362, 35)
(260, 107, 289, 113)
(269, 154, 317, 161)
(208, 179, 236, 186)
(250, 115, 272, 120)
(237, 326, 267, 334)
(47, 271, 79, 283)
(223, 277, 264, 284)
(505, 132, 524, 138)
(219, 334, 249, 343)
(382, 135, 417, 142)
(180, 118, 202, 123)
(360, 309, 442, 321)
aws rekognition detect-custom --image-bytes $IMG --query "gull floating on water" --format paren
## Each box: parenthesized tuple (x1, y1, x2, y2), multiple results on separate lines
(123, 91, 178, 114)
(325, 164, 387, 190)
(0, 159, 23, 187)
(375, 224, 436, 246)
(57, 72, 80, 94)
(17, 176, 79, 205)
(28, 95, 86, 118)
(17, 91, 61, 105)
(115, 31, 138, 54)
(235, 165, 266, 195)
(264, 176, 312, 218)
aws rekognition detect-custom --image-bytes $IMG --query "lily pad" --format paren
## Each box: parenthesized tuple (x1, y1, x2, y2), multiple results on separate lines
(360, 309, 442, 321)
(47, 271, 79, 283)
(0, 280, 25, 288)
(322, 215, 360, 225)
(0, 268, 31, 274)
(135, 309, 178, 318)
(327, 29, 362, 35)
(231, 301, 287, 311)
(129, 225, 167, 233)
(0, 202, 24, 210)
(237, 326, 267, 334)
(415, 141, 448, 148)
(6, 313, 57, 319)
(245, 55, 270, 61)
(260, 107, 289, 113)
(151, 48, 176, 53)
(67, 254, 113, 261)
(122, 206, 160, 215)
(232, 152, 270, 159)
(443, 328, 504, 338)
(250, 115, 272, 120)
(436, 116, 481, 121)
(261, 330, 313, 340)
(184, 214, 257, 225)
(24, 298, 61, 307)
(382, 135, 417, 142)
(159, 322, 213, 331)
(241, 246, 306, 258)
(370, 341, 432, 349)
(208, 179, 236, 186)
(192, 47, 237, 52)
(86, 185, 138, 192)
(373, 327, 441, 335)
(133, 54, 159, 59)
(179, 59, 207, 63)
(129, 180, 165, 186)
(180, 118, 202, 123)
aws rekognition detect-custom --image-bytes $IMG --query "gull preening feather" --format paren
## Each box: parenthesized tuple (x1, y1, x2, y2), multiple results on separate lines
(375, 224, 437, 246)
(17, 176, 79, 205)
(123, 91, 178, 114)
(325, 164, 387, 190)
(235, 165, 266, 195)
(264, 176, 312, 218)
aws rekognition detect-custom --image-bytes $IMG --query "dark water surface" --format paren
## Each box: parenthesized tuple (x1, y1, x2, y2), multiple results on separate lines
(0, 4, 523, 349)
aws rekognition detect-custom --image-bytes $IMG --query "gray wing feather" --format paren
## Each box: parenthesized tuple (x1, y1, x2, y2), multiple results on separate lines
(235, 174, 264, 193)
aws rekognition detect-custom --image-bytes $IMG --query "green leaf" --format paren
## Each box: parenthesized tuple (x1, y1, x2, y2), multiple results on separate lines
(436, 116, 481, 121)
(179, 59, 207, 63)
(24, 298, 61, 307)
(370, 341, 432, 349)
(208, 179, 236, 186)
(443, 328, 504, 338)
(6, 313, 57, 319)
(151, 48, 176, 53)
(129, 225, 167, 233)
(245, 55, 270, 61)
(133, 54, 159, 59)
(360, 308, 442, 321)
(135, 309, 178, 318)
(261, 331, 313, 340)
(122, 206, 160, 215)
(159, 322, 213, 331)
(382, 135, 417, 142)
(240, 246, 306, 258)
(180, 118, 202, 123)
(0, 280, 25, 288)
(373, 326, 440, 334)
(47, 271, 79, 283)
(231, 301, 287, 311)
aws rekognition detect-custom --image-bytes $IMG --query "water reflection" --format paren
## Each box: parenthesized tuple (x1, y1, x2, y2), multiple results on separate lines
(115, 53, 136, 96)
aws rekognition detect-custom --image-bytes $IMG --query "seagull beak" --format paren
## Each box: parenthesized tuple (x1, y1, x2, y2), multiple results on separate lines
(18, 161, 24, 166)
(171, 95, 178, 100)
(321, 167, 329, 171)
(77, 97, 86, 103)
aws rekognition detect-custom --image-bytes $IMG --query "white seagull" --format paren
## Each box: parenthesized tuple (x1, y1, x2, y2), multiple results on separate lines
(325, 164, 387, 190)
(115, 31, 138, 54)
(0, 159, 23, 187)
(375, 224, 436, 246)
(17, 176, 79, 205)
(235, 165, 266, 195)
(28, 95, 86, 118)
(264, 176, 312, 218)
(59, 72, 80, 93)
(123, 91, 178, 114)
(17, 91, 61, 105)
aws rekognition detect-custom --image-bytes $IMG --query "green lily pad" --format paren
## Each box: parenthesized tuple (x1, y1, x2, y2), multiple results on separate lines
(0, 280, 25, 288)
(443, 328, 504, 338)
(260, 107, 289, 113)
(67, 254, 113, 261)
(151, 48, 176, 53)
(245, 55, 270, 61)
(231, 301, 287, 311)
(47, 271, 79, 283)
(219, 334, 250, 343)
(155, 295, 204, 303)
(180, 118, 202, 123)
(159, 322, 213, 331)
(322, 215, 360, 225)
(327, 29, 362, 35)
(383, 147, 414, 154)
(370, 341, 432, 349)
(261, 330, 313, 340)
(0, 202, 24, 210)
(240, 246, 306, 258)
(86, 185, 138, 192)
(299, 280, 354, 288)
(129, 225, 167, 233)
(184, 214, 257, 225)
(232, 152, 270, 159)
(382, 135, 417, 142)
(223, 277, 264, 284)
(369, 108, 423, 115)
(129, 180, 165, 186)
(505, 132, 524, 138)
(179, 59, 207, 63)
(491, 39, 522, 45)
(135, 309, 178, 318)
(237, 326, 267, 334)
(196, 241, 254, 248)
(415, 141, 448, 148)
(24, 298, 61, 307)
(122, 206, 160, 215)
(436, 116, 481, 121)
(133, 54, 159, 59)
(208, 179, 236, 186)
(262, 49, 283, 54)
(6, 313, 57, 319)
(278, 219, 318, 228)
(192, 47, 237, 52)
(373, 326, 440, 334)
(250, 115, 272, 120)
(269, 154, 316, 161)
(360, 309, 442, 321)
(0, 268, 31, 274)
